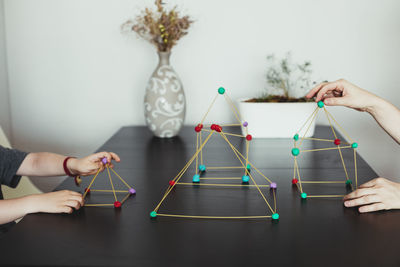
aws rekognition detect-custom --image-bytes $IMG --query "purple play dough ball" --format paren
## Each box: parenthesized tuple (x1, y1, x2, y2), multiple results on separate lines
(129, 188, 136, 195)
(270, 182, 277, 189)
(101, 157, 108, 165)
(243, 121, 248, 127)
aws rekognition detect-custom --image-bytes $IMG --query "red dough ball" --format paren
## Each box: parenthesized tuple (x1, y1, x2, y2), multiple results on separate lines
(169, 180, 176, 186)
(211, 124, 216, 130)
(334, 139, 341, 145)
(215, 125, 222, 132)
(292, 178, 298, 184)
(246, 134, 252, 141)
(114, 201, 122, 208)
(197, 123, 203, 129)
(194, 126, 201, 132)
(84, 188, 91, 193)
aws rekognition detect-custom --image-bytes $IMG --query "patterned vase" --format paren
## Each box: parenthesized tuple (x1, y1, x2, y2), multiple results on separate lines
(144, 51, 186, 138)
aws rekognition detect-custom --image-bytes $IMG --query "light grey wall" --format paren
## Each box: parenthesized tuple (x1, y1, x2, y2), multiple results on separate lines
(0, 0, 11, 139)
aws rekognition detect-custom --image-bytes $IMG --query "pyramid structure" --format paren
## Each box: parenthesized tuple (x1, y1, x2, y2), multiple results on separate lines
(75, 157, 136, 208)
(150, 87, 279, 220)
(291, 101, 359, 199)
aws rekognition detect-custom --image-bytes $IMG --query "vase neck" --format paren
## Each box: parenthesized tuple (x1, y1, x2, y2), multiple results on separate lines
(157, 51, 171, 66)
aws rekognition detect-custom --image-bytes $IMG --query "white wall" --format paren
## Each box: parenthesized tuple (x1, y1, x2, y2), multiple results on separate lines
(3, 0, 400, 190)
(0, 0, 11, 139)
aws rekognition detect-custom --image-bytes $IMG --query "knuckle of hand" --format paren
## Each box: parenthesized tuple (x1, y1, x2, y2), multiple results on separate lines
(364, 196, 373, 203)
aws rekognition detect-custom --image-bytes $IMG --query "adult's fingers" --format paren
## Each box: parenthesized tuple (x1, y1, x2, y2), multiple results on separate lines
(306, 82, 327, 99)
(344, 194, 380, 207)
(358, 178, 383, 189)
(358, 203, 386, 213)
(324, 96, 351, 107)
(343, 187, 378, 200)
(315, 82, 343, 102)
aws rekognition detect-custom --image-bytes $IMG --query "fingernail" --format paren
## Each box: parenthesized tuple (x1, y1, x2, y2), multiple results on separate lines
(344, 201, 349, 207)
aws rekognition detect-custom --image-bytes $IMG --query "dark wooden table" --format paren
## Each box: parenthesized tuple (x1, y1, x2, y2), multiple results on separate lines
(1, 126, 399, 267)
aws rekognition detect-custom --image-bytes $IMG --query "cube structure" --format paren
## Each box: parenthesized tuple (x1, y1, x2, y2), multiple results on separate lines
(292, 101, 359, 199)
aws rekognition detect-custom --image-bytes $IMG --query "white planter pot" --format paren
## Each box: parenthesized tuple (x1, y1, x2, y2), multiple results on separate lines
(237, 99, 317, 138)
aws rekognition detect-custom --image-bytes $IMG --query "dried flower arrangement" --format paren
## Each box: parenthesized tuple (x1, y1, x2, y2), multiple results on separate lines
(121, 0, 193, 52)
(247, 53, 318, 103)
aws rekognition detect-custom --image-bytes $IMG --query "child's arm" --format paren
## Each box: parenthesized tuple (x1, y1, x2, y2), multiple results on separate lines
(306, 79, 400, 144)
(16, 151, 120, 177)
(0, 151, 120, 224)
(307, 79, 400, 213)
(0, 190, 84, 224)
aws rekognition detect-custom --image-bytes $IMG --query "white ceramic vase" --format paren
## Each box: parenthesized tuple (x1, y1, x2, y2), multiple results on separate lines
(144, 52, 186, 138)
(237, 99, 317, 138)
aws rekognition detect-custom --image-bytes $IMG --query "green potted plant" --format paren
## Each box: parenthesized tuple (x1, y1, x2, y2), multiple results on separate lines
(237, 53, 319, 138)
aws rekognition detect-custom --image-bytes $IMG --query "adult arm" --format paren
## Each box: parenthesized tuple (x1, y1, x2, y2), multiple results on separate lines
(306, 79, 400, 144)
(307, 79, 400, 213)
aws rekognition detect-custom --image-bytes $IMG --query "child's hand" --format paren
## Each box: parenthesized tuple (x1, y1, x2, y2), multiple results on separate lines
(343, 178, 400, 213)
(306, 79, 381, 113)
(67, 152, 121, 176)
(28, 190, 84, 214)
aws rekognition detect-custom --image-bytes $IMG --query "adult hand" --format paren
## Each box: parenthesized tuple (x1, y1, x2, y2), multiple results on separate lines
(343, 178, 400, 213)
(306, 79, 381, 113)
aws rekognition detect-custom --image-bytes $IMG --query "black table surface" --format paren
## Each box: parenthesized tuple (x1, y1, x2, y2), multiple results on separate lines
(1, 125, 399, 267)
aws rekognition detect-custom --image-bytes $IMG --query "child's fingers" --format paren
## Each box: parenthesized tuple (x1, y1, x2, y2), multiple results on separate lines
(94, 152, 112, 163)
(109, 152, 121, 162)
(68, 191, 83, 199)
(65, 200, 82, 210)
(68, 195, 84, 206)
(92, 151, 120, 164)
(61, 206, 74, 214)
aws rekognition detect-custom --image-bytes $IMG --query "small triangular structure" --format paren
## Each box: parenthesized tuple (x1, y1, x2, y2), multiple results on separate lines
(291, 101, 359, 199)
(75, 157, 136, 208)
(150, 87, 279, 220)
